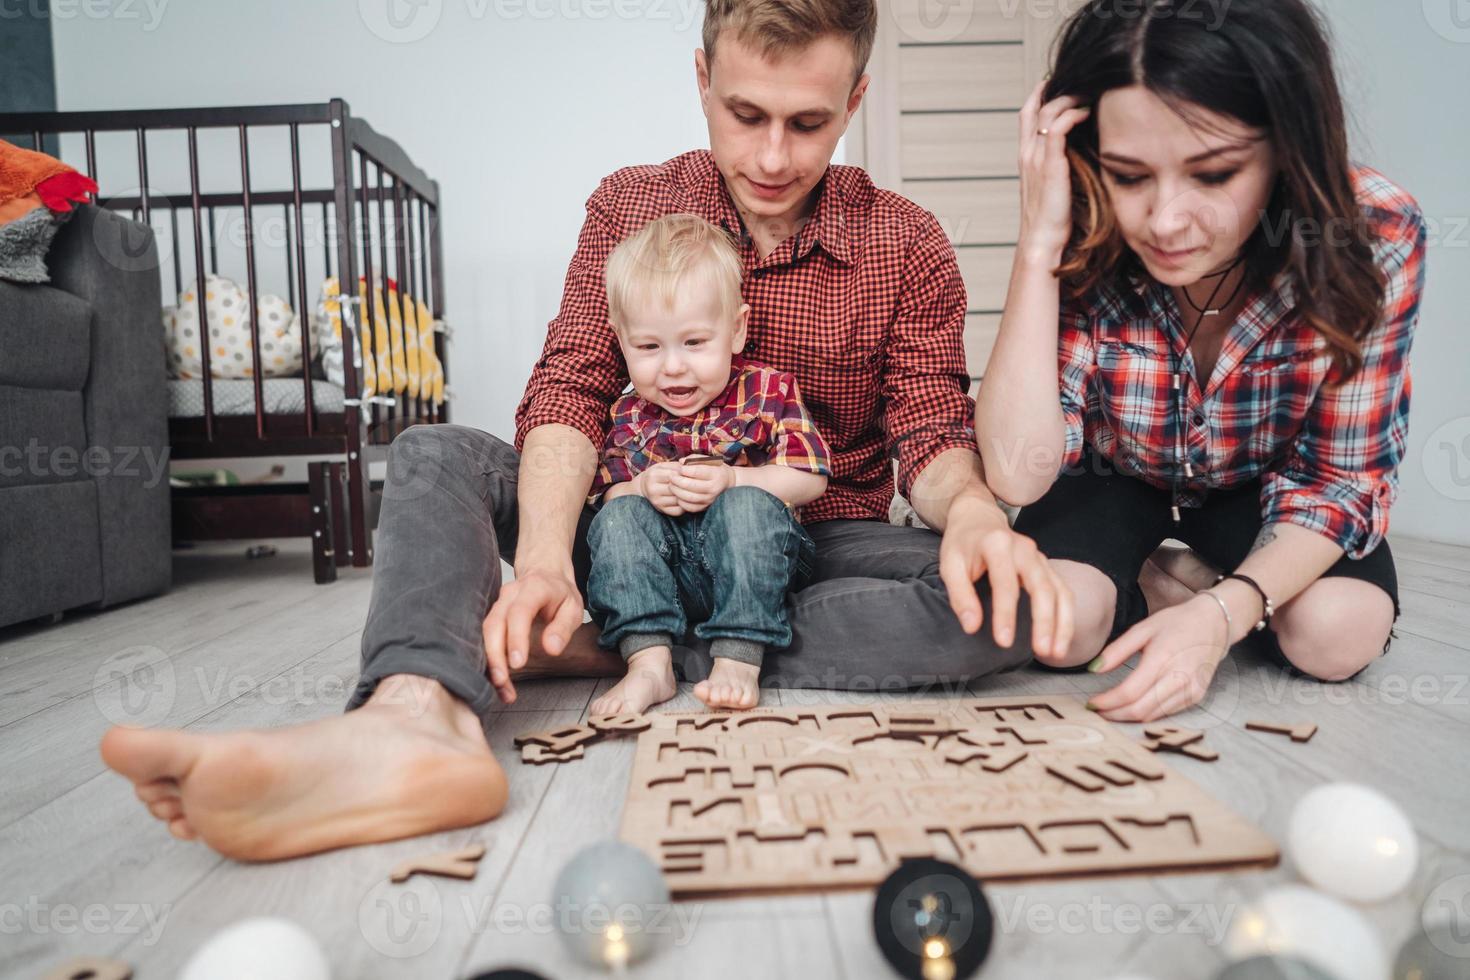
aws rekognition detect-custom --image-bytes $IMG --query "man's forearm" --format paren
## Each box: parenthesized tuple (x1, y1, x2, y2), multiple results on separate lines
(516, 423, 599, 574)
(733, 465, 828, 507)
(907, 448, 1006, 533)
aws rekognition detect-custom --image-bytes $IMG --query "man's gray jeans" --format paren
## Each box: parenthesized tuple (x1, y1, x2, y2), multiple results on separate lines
(347, 425, 1036, 716)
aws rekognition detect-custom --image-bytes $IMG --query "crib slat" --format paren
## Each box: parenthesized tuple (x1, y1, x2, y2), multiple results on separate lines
(187, 126, 215, 437)
(206, 206, 218, 274)
(169, 207, 182, 299)
(376, 164, 395, 428)
(417, 199, 435, 424)
(396, 183, 420, 426)
(290, 122, 316, 435)
(84, 129, 96, 179)
(428, 200, 447, 424)
(239, 124, 266, 437)
(358, 153, 381, 437)
(32, 130, 42, 151)
(135, 129, 150, 223)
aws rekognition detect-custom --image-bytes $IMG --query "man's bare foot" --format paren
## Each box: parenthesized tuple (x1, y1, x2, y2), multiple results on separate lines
(588, 646, 677, 715)
(514, 621, 623, 681)
(99, 674, 507, 862)
(693, 657, 761, 710)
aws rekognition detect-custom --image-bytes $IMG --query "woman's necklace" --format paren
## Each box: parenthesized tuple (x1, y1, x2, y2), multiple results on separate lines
(1168, 253, 1248, 521)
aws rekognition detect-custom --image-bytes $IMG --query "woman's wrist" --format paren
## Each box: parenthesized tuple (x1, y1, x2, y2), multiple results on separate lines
(1015, 232, 1066, 270)
(1201, 579, 1260, 645)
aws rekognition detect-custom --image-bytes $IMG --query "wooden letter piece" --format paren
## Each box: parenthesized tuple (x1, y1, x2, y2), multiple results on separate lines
(514, 724, 603, 755)
(1140, 725, 1204, 751)
(42, 958, 133, 980)
(522, 743, 586, 765)
(390, 843, 487, 883)
(589, 713, 653, 735)
(1177, 742, 1219, 762)
(1140, 726, 1218, 761)
(1244, 720, 1317, 743)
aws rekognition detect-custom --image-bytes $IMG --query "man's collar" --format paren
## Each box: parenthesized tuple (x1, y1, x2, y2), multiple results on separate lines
(698, 150, 852, 265)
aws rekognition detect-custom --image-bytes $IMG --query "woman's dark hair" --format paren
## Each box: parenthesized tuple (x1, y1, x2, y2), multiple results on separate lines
(1047, 0, 1385, 378)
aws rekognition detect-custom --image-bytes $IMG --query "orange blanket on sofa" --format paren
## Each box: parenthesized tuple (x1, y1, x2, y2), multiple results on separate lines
(0, 139, 97, 223)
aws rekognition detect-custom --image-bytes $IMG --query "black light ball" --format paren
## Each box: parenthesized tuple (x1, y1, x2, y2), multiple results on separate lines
(872, 858, 993, 980)
(464, 970, 551, 980)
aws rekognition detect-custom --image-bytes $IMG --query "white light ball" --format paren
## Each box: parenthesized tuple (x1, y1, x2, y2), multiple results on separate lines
(1289, 783, 1419, 903)
(180, 916, 330, 980)
(1225, 885, 1387, 980)
(552, 841, 670, 970)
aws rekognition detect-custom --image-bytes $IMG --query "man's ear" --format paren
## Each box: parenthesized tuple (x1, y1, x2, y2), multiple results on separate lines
(695, 48, 712, 116)
(845, 73, 871, 123)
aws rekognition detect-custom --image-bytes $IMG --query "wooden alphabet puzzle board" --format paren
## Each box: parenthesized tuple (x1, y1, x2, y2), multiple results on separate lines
(618, 696, 1278, 896)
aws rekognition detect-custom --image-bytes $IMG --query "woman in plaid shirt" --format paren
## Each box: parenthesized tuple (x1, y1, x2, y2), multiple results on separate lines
(977, 0, 1428, 723)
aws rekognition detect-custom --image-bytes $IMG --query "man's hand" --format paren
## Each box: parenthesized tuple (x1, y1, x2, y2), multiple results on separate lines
(938, 495, 1074, 658)
(1085, 593, 1232, 723)
(481, 564, 583, 704)
(670, 460, 736, 513)
(639, 461, 687, 516)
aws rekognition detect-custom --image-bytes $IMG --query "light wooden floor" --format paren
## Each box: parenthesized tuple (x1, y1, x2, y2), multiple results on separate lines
(2, 536, 1468, 980)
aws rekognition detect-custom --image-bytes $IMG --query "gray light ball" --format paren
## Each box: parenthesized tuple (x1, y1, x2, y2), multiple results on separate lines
(1394, 927, 1470, 980)
(1216, 955, 1338, 980)
(551, 842, 671, 969)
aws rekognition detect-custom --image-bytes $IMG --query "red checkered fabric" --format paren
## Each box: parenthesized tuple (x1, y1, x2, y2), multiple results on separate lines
(588, 355, 832, 509)
(514, 150, 976, 524)
(1057, 166, 1427, 557)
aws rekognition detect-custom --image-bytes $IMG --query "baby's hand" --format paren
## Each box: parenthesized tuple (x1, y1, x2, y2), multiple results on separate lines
(639, 461, 686, 516)
(671, 460, 736, 513)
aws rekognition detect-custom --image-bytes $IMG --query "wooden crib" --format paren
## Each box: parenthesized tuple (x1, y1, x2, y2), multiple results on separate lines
(1, 100, 452, 582)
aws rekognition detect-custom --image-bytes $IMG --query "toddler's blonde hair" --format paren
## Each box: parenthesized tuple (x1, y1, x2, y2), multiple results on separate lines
(605, 213, 745, 331)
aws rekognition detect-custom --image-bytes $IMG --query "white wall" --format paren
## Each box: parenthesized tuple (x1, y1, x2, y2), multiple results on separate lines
(49, 0, 1468, 544)
(52, 0, 715, 453)
(1322, 0, 1470, 545)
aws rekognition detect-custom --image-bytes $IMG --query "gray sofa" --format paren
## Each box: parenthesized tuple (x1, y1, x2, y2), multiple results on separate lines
(0, 205, 171, 629)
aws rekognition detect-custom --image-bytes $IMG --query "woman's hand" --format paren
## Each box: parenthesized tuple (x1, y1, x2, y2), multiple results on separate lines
(1018, 79, 1091, 263)
(1085, 593, 1232, 723)
(670, 461, 736, 514)
(638, 461, 686, 516)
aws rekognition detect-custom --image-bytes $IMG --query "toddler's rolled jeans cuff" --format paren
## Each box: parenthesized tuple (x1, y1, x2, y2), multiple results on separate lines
(710, 637, 765, 667)
(620, 633, 673, 661)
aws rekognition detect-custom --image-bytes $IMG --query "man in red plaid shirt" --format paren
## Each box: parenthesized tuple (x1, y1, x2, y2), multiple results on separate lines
(95, 0, 1071, 860)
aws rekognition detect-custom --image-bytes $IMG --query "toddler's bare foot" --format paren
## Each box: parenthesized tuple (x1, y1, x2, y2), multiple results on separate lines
(588, 646, 677, 715)
(694, 657, 761, 710)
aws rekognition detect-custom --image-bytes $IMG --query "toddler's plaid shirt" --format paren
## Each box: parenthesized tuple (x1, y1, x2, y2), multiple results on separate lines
(588, 356, 832, 514)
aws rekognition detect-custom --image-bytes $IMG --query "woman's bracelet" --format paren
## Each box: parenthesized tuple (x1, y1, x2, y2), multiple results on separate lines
(1198, 590, 1233, 650)
(1215, 572, 1273, 632)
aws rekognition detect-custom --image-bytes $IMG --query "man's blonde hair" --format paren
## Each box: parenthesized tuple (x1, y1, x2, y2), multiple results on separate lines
(702, 0, 877, 86)
(605, 214, 745, 331)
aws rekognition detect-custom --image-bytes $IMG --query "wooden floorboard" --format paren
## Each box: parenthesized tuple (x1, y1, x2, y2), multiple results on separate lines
(2, 534, 1467, 979)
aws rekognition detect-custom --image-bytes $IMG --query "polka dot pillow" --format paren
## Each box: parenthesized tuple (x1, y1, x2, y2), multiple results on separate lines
(163, 274, 308, 380)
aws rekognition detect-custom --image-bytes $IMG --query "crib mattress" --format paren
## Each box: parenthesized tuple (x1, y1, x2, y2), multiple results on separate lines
(168, 378, 347, 418)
